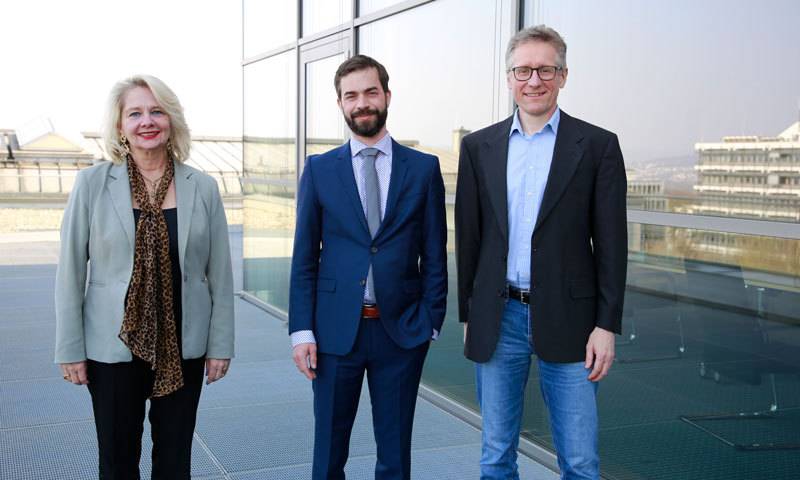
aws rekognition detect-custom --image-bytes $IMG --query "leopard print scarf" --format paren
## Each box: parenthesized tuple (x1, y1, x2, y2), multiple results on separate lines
(119, 157, 183, 398)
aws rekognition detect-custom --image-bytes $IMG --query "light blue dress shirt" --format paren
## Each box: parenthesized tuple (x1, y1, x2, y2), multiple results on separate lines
(350, 133, 393, 304)
(506, 108, 560, 289)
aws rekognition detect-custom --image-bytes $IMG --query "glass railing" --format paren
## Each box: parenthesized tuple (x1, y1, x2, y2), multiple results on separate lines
(422, 219, 800, 480)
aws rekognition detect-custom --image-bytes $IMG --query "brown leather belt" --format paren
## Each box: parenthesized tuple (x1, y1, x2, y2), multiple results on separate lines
(361, 304, 380, 318)
(508, 285, 531, 305)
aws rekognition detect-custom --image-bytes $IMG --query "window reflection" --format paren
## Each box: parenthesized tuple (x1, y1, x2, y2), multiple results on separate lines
(602, 224, 800, 479)
(306, 54, 347, 147)
(359, 0, 501, 196)
(358, 0, 402, 16)
(243, 52, 297, 312)
(243, 0, 297, 58)
(303, 0, 352, 36)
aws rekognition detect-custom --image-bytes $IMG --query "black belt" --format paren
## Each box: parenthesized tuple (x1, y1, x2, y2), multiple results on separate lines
(507, 285, 531, 305)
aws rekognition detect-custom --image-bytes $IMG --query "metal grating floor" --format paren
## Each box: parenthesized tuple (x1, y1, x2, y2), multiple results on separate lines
(0, 232, 558, 479)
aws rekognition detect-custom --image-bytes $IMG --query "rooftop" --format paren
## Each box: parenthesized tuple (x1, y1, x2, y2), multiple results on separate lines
(0, 228, 557, 479)
(1, 128, 242, 176)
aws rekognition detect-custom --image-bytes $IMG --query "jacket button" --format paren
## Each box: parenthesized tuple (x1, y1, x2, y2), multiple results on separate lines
(500, 255, 506, 261)
(497, 289, 504, 297)
(371, 246, 378, 253)
(183, 274, 188, 281)
(360, 279, 366, 286)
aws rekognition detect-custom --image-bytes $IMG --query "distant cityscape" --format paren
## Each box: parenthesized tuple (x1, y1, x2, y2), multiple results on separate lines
(3, 104, 798, 225)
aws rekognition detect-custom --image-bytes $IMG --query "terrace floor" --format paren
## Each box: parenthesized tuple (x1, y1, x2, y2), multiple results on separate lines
(0, 228, 558, 479)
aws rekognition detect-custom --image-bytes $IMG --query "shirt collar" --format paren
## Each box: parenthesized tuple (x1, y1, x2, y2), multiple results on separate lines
(350, 131, 392, 158)
(509, 107, 561, 138)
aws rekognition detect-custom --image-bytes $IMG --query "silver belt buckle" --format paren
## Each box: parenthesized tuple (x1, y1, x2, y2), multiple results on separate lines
(519, 289, 530, 305)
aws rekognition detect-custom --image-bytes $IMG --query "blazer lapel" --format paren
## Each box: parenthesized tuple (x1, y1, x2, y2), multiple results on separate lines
(335, 143, 370, 236)
(534, 111, 583, 233)
(174, 161, 195, 270)
(377, 140, 409, 237)
(107, 162, 135, 252)
(483, 117, 513, 243)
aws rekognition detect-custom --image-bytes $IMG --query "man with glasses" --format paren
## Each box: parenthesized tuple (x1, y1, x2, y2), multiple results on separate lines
(455, 25, 627, 479)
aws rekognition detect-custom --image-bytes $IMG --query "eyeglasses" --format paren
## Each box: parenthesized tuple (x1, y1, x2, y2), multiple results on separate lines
(509, 66, 562, 81)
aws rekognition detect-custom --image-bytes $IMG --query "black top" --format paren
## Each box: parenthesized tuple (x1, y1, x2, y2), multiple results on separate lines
(133, 208, 182, 348)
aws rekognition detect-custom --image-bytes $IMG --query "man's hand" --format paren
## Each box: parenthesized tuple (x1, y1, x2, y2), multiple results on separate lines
(585, 327, 615, 382)
(293, 342, 317, 380)
(463, 322, 468, 344)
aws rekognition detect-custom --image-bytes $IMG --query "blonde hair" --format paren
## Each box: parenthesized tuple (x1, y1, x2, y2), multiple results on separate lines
(102, 74, 191, 165)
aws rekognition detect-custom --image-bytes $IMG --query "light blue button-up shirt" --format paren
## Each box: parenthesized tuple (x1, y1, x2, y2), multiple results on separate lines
(506, 108, 560, 289)
(350, 133, 393, 303)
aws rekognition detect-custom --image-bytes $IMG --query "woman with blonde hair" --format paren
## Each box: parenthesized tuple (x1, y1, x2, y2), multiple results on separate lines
(55, 74, 234, 479)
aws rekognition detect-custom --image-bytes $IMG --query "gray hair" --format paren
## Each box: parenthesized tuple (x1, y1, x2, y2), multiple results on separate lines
(505, 25, 567, 71)
(102, 74, 191, 165)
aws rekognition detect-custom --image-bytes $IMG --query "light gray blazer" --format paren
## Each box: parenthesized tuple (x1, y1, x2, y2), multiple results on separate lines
(55, 160, 234, 364)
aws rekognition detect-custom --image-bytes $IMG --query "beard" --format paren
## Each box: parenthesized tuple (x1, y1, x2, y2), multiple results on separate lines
(343, 105, 388, 138)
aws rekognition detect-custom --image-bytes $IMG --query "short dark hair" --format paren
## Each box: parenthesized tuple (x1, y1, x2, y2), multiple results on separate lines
(334, 55, 390, 99)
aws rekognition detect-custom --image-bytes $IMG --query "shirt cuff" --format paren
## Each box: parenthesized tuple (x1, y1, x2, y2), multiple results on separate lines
(291, 330, 317, 348)
(431, 329, 439, 340)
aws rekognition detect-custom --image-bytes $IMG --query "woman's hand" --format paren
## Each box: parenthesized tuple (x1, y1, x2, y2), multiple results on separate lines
(205, 358, 231, 384)
(60, 361, 89, 385)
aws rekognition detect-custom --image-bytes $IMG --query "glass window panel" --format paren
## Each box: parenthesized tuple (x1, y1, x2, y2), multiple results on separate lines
(241, 182, 296, 312)
(244, 52, 296, 177)
(242, 51, 297, 312)
(359, 0, 503, 418)
(527, 0, 800, 222)
(303, 0, 352, 37)
(594, 223, 800, 480)
(305, 53, 347, 147)
(243, 0, 297, 58)
(360, 0, 502, 196)
(358, 0, 402, 16)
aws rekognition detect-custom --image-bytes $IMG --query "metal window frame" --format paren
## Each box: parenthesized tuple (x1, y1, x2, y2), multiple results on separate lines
(628, 209, 800, 239)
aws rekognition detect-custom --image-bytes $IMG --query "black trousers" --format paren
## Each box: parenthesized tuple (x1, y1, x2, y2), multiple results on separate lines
(86, 355, 205, 480)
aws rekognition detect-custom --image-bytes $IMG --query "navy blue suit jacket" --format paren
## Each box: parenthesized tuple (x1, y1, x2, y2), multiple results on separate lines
(289, 139, 448, 356)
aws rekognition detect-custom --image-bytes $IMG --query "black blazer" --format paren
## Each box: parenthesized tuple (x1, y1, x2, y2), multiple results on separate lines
(455, 111, 627, 363)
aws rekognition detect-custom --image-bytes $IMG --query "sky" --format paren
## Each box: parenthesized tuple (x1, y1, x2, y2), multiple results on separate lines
(533, 0, 800, 164)
(0, 0, 243, 143)
(2, 0, 797, 167)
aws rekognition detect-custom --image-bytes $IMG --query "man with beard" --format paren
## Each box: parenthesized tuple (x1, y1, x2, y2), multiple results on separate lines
(289, 55, 447, 480)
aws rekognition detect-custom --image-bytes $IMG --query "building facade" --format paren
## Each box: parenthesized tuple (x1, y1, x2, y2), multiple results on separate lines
(694, 115, 800, 221)
(241, 2, 800, 478)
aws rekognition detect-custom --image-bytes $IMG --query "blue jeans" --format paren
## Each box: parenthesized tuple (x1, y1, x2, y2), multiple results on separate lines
(475, 298, 599, 480)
